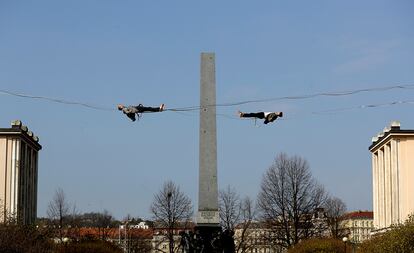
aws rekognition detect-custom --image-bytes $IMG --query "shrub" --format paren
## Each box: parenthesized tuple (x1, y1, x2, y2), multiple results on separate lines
(358, 215, 414, 253)
(0, 223, 54, 253)
(287, 238, 348, 253)
(59, 240, 123, 253)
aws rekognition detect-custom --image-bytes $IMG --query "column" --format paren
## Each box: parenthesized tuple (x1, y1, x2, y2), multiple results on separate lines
(372, 152, 378, 228)
(34, 152, 38, 224)
(378, 148, 385, 229)
(197, 52, 219, 225)
(396, 139, 403, 222)
(384, 143, 391, 227)
(11, 139, 20, 216)
(1, 138, 9, 222)
(391, 139, 400, 224)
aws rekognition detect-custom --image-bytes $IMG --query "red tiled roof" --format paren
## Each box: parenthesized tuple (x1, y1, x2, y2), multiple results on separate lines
(152, 221, 195, 229)
(70, 228, 153, 239)
(342, 211, 373, 220)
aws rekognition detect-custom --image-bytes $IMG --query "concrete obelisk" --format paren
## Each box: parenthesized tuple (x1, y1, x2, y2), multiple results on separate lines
(196, 53, 220, 244)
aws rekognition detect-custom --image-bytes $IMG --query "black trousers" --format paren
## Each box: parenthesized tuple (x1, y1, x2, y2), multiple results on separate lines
(135, 105, 161, 113)
(242, 112, 265, 119)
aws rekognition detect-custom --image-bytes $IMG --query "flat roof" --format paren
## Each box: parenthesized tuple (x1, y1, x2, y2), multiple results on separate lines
(0, 127, 42, 150)
(369, 128, 414, 151)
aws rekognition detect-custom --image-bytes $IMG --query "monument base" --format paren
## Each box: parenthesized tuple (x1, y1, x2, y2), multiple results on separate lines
(194, 224, 222, 253)
(197, 210, 220, 224)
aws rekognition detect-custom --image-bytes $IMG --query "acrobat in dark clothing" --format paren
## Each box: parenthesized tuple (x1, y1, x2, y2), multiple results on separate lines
(117, 103, 165, 121)
(239, 111, 283, 124)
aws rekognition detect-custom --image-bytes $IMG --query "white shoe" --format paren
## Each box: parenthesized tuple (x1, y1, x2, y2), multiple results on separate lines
(160, 104, 165, 112)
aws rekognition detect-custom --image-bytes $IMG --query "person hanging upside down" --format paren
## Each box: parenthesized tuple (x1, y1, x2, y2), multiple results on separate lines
(117, 103, 165, 121)
(238, 111, 283, 124)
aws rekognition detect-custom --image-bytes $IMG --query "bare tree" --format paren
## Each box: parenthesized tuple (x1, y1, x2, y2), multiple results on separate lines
(235, 196, 256, 253)
(257, 153, 328, 249)
(0, 198, 6, 223)
(66, 203, 82, 241)
(150, 181, 193, 253)
(128, 230, 152, 253)
(96, 209, 115, 240)
(47, 187, 71, 242)
(219, 186, 257, 253)
(0, 198, 17, 223)
(324, 196, 347, 238)
(219, 185, 241, 231)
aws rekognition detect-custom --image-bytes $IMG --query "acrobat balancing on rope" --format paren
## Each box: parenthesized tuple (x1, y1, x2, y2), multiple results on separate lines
(238, 110, 283, 124)
(117, 102, 282, 125)
(117, 103, 165, 121)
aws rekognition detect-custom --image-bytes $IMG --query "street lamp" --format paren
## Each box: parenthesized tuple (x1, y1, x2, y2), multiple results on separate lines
(125, 220, 130, 253)
(342, 237, 348, 253)
(119, 220, 130, 253)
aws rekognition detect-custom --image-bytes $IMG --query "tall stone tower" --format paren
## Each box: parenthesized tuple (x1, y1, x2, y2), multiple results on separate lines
(196, 53, 221, 248)
(197, 52, 219, 225)
(0, 120, 41, 225)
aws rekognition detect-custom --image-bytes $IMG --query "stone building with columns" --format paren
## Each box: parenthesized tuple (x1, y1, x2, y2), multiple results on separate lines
(0, 120, 41, 224)
(369, 121, 414, 232)
(340, 211, 374, 243)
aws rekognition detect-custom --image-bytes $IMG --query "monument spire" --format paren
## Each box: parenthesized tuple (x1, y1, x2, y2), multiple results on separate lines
(197, 52, 220, 226)
(194, 53, 222, 252)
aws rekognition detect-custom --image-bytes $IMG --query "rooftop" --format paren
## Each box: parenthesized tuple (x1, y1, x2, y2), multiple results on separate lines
(342, 211, 373, 220)
(369, 121, 414, 151)
(67, 227, 153, 239)
(0, 120, 41, 150)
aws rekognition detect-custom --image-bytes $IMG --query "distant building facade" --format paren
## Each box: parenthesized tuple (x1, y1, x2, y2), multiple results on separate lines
(340, 211, 374, 243)
(369, 121, 414, 231)
(234, 210, 331, 253)
(151, 221, 194, 253)
(234, 221, 283, 253)
(130, 221, 150, 229)
(62, 227, 153, 252)
(0, 120, 41, 224)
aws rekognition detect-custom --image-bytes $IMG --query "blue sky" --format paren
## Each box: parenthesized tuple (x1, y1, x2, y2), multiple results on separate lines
(1, 1, 413, 219)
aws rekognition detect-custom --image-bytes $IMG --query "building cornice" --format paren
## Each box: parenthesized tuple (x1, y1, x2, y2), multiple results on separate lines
(0, 128, 42, 150)
(369, 130, 414, 152)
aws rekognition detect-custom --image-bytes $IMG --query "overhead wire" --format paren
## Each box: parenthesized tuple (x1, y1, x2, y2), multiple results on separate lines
(1, 84, 414, 115)
(0, 89, 115, 111)
(311, 100, 414, 115)
(166, 84, 414, 111)
(214, 84, 414, 107)
(240, 100, 414, 120)
(165, 106, 201, 112)
(167, 84, 414, 120)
